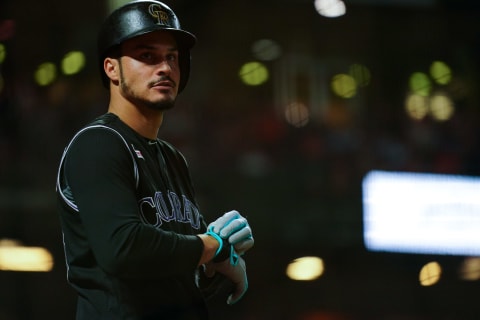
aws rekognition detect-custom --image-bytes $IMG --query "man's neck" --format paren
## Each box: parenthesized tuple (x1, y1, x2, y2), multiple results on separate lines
(107, 96, 164, 140)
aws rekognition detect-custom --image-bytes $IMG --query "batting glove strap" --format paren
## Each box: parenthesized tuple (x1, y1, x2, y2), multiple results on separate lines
(205, 229, 231, 263)
(206, 227, 239, 265)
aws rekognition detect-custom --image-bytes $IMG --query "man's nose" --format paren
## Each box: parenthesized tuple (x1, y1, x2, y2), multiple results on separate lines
(156, 60, 172, 74)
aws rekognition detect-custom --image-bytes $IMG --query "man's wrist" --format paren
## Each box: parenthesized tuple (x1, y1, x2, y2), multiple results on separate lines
(197, 234, 220, 265)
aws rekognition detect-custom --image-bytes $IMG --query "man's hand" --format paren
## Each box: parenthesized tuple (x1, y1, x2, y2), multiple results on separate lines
(204, 256, 248, 305)
(208, 210, 254, 255)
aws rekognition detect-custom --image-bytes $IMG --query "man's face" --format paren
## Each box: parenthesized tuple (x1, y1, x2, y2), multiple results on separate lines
(117, 31, 180, 111)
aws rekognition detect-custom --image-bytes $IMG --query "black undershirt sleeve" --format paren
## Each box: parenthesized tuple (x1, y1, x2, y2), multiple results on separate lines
(64, 128, 203, 278)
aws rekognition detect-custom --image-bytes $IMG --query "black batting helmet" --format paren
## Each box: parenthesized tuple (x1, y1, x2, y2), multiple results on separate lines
(97, 0, 196, 93)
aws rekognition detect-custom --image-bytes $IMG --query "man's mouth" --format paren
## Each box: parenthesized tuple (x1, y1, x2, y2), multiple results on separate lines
(150, 78, 176, 89)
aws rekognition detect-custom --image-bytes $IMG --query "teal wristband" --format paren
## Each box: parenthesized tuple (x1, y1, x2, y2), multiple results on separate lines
(205, 230, 223, 258)
(206, 227, 231, 263)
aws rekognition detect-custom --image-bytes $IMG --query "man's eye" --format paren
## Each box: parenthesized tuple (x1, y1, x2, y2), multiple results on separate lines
(167, 54, 177, 61)
(140, 52, 153, 60)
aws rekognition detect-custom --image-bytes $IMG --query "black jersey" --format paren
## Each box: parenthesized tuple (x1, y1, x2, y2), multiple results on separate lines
(56, 113, 209, 320)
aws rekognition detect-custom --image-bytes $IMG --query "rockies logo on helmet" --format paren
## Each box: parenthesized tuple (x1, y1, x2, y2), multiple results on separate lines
(148, 4, 170, 26)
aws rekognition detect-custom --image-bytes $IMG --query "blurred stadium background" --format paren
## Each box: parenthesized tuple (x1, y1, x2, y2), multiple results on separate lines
(1, 0, 480, 319)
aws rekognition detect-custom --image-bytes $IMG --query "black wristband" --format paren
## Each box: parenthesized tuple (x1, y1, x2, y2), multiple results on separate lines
(213, 237, 231, 262)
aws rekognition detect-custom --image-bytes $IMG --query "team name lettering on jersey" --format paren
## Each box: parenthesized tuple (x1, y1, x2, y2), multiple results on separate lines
(138, 191, 201, 229)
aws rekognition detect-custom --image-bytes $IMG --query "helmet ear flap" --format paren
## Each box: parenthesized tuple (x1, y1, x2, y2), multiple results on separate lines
(97, 0, 196, 91)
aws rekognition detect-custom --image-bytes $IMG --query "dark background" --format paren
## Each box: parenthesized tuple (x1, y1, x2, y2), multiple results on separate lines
(1, 0, 480, 319)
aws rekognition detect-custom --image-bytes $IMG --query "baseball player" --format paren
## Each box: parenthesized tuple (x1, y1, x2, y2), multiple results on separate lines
(55, 1, 254, 319)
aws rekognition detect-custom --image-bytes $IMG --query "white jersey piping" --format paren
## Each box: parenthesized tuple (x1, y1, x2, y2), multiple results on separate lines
(55, 125, 140, 212)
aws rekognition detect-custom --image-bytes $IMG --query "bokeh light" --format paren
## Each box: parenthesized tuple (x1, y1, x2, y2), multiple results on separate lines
(284, 101, 310, 127)
(459, 257, 480, 281)
(251, 39, 282, 61)
(349, 63, 371, 87)
(61, 50, 86, 75)
(430, 60, 452, 85)
(314, 0, 346, 18)
(331, 73, 357, 98)
(409, 72, 432, 96)
(405, 93, 429, 120)
(34, 62, 57, 86)
(107, 0, 131, 12)
(0, 43, 5, 64)
(419, 261, 442, 286)
(239, 61, 269, 86)
(286, 256, 325, 281)
(429, 92, 454, 121)
(0, 239, 53, 272)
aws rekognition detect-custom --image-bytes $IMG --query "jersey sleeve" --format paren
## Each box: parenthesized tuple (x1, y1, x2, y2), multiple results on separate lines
(63, 127, 204, 278)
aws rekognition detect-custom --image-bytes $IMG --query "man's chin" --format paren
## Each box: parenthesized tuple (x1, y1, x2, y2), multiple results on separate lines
(146, 98, 176, 111)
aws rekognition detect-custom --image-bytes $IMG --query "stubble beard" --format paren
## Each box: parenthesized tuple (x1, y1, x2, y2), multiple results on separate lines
(118, 62, 176, 111)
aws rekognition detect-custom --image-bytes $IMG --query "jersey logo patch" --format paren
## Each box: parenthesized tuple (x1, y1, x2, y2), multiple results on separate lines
(132, 145, 145, 160)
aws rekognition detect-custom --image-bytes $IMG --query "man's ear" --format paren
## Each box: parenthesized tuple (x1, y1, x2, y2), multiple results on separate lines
(104, 57, 120, 84)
